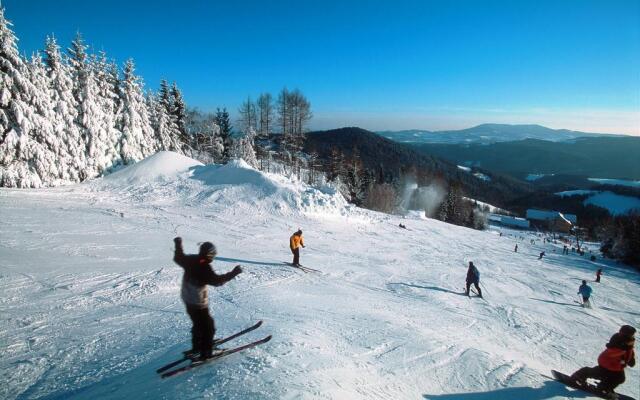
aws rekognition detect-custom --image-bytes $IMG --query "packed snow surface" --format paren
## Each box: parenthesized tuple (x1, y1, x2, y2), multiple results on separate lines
(1, 152, 639, 400)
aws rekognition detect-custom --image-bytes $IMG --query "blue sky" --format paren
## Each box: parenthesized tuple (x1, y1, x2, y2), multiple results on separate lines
(4, 0, 640, 134)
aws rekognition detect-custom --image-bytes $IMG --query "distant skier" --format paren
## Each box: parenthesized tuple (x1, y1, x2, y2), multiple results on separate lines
(514, 244, 518, 252)
(173, 237, 242, 360)
(596, 269, 603, 283)
(539, 251, 545, 259)
(289, 229, 305, 266)
(578, 280, 593, 308)
(465, 261, 482, 298)
(399, 223, 407, 229)
(570, 325, 636, 398)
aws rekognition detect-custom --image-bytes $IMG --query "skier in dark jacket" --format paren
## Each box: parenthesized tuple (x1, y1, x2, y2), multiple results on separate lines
(173, 237, 242, 360)
(570, 325, 636, 397)
(596, 268, 603, 283)
(465, 261, 482, 298)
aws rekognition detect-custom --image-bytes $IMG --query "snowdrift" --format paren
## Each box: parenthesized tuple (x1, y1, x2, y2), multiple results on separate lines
(96, 152, 347, 216)
(101, 151, 203, 184)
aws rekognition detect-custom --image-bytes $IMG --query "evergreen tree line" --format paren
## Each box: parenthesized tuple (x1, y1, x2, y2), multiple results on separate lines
(312, 145, 486, 230)
(0, 8, 190, 187)
(598, 212, 640, 268)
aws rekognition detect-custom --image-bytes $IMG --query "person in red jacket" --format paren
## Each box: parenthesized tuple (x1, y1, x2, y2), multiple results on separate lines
(570, 325, 636, 396)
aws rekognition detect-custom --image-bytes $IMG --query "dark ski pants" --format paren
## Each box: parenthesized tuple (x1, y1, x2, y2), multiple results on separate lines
(465, 281, 482, 297)
(291, 247, 300, 266)
(571, 366, 625, 392)
(186, 305, 216, 357)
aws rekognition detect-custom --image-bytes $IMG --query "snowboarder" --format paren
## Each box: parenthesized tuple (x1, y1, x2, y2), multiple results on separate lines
(596, 268, 603, 283)
(514, 244, 518, 252)
(539, 251, 545, 259)
(173, 237, 242, 360)
(578, 280, 593, 308)
(289, 229, 305, 266)
(569, 325, 636, 398)
(465, 261, 482, 298)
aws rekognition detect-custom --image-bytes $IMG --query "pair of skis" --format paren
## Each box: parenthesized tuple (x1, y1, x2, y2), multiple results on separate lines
(157, 320, 271, 379)
(285, 262, 320, 273)
(550, 370, 635, 400)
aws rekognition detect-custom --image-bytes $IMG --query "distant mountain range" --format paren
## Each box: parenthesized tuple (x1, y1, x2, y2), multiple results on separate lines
(410, 136, 640, 181)
(377, 123, 617, 144)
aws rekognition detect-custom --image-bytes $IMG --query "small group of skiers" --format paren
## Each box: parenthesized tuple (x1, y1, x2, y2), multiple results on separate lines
(171, 229, 634, 398)
(172, 229, 306, 361)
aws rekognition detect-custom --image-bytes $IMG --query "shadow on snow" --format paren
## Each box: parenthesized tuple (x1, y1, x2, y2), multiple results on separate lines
(423, 380, 589, 400)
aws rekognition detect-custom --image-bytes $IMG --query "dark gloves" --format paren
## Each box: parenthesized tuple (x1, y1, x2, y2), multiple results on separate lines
(174, 237, 182, 244)
(232, 265, 243, 276)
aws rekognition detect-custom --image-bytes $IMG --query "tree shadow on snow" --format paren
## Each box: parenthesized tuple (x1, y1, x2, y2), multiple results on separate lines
(423, 380, 588, 400)
(216, 256, 285, 268)
(529, 298, 580, 307)
(388, 282, 466, 296)
(599, 306, 640, 317)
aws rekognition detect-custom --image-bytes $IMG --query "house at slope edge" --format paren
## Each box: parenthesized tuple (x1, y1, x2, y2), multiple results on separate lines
(526, 209, 577, 233)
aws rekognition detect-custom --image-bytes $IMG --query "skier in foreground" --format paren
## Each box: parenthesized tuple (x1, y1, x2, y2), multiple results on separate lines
(173, 237, 242, 360)
(569, 325, 636, 398)
(465, 261, 482, 298)
(578, 280, 593, 308)
(289, 229, 305, 266)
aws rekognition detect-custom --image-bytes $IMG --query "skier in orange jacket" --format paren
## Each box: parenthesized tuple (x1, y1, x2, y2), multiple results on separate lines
(570, 325, 636, 397)
(289, 229, 305, 266)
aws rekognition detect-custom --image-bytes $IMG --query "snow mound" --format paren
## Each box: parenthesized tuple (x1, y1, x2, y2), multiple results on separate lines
(102, 151, 203, 184)
(190, 159, 347, 215)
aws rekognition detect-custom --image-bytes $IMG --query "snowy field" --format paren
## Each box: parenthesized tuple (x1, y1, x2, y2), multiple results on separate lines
(1, 152, 639, 400)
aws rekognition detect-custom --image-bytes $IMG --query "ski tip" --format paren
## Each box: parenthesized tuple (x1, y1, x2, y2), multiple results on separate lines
(263, 335, 273, 342)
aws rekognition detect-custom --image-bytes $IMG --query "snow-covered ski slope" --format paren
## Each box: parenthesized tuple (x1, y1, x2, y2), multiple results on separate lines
(1, 152, 638, 400)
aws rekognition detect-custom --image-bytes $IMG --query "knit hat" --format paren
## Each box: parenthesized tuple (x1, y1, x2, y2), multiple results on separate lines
(620, 325, 636, 338)
(199, 242, 217, 258)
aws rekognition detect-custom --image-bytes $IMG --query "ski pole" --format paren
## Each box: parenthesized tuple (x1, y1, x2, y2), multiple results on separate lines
(480, 282, 488, 297)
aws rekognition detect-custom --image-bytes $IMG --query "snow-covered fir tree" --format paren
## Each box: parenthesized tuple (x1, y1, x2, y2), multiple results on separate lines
(90, 51, 121, 174)
(44, 36, 86, 182)
(170, 82, 189, 151)
(25, 52, 61, 186)
(231, 126, 258, 168)
(148, 90, 181, 152)
(118, 59, 155, 164)
(0, 7, 46, 187)
(154, 79, 182, 151)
